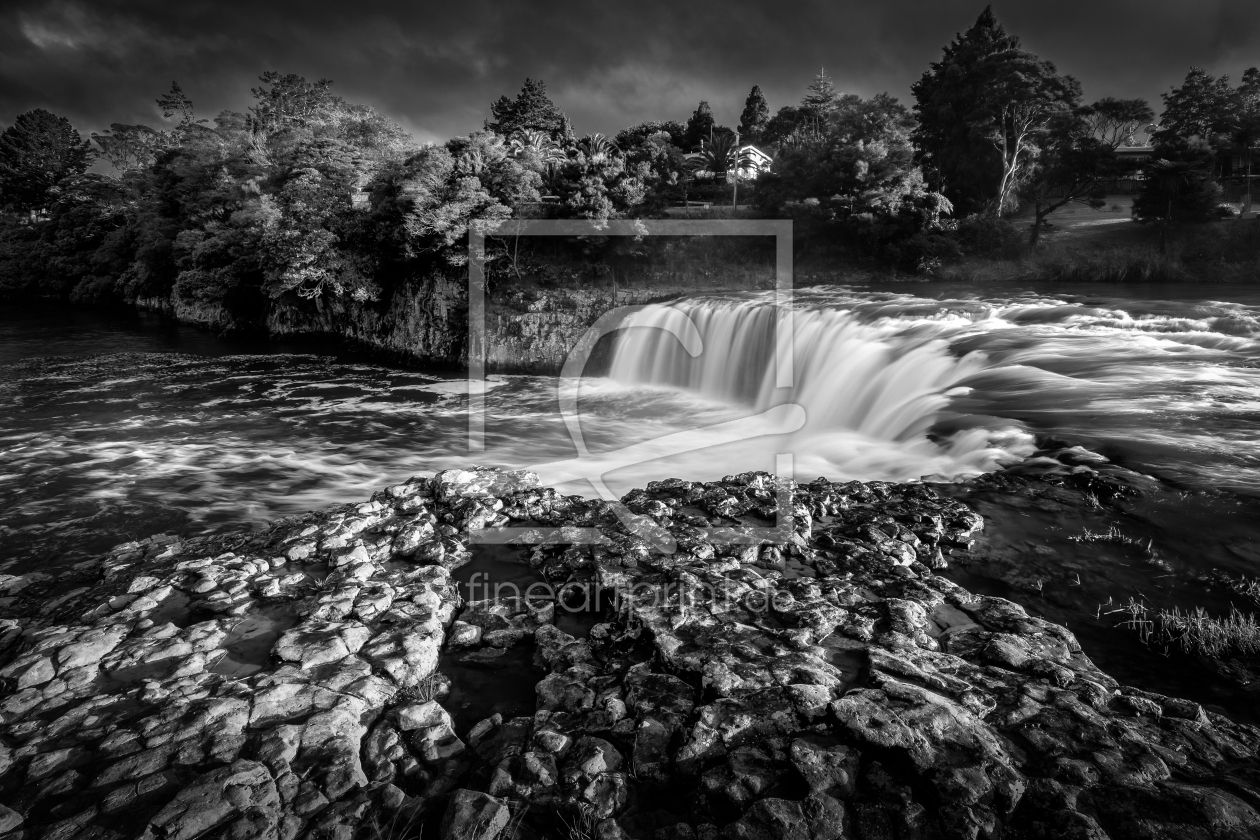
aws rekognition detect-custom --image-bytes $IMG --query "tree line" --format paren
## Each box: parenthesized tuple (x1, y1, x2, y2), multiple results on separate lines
(1, 6, 1257, 311)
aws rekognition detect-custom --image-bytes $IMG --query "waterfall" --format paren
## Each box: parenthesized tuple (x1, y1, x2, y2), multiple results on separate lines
(524, 298, 1039, 492)
(609, 301, 993, 443)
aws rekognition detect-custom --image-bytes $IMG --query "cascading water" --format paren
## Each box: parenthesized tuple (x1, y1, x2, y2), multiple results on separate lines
(4, 284, 1260, 571)
(539, 297, 1039, 493)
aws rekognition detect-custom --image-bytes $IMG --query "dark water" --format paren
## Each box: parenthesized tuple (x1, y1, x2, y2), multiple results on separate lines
(3, 287, 1260, 718)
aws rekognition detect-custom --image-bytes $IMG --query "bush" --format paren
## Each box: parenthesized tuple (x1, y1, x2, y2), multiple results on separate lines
(887, 231, 963, 274)
(949, 215, 1024, 258)
(1179, 219, 1260, 264)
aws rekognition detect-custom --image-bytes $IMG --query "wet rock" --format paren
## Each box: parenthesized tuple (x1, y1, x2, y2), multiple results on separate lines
(139, 759, 280, 840)
(790, 736, 859, 800)
(398, 700, 465, 762)
(434, 468, 540, 503)
(441, 789, 512, 840)
(5, 470, 1260, 840)
(725, 795, 847, 840)
(273, 620, 371, 669)
(0, 803, 22, 833)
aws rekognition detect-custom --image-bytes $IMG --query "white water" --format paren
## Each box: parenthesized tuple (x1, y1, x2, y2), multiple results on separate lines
(532, 298, 1037, 495)
(4, 285, 1260, 569)
(525, 286, 1260, 499)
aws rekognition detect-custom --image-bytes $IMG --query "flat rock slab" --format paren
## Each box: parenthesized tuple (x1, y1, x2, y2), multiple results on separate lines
(1, 468, 1258, 840)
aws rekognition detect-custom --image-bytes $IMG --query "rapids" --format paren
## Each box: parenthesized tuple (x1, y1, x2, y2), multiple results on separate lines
(3, 285, 1260, 714)
(3, 285, 1260, 572)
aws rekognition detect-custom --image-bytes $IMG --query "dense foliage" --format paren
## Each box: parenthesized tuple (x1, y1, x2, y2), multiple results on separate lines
(753, 92, 952, 268)
(912, 7, 1081, 217)
(0, 76, 661, 309)
(0, 110, 94, 216)
(738, 87, 770, 144)
(5, 5, 1258, 308)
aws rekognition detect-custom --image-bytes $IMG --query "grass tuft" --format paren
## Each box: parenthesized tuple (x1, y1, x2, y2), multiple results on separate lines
(558, 803, 598, 840)
(1158, 606, 1260, 658)
(1070, 526, 1153, 554)
(1226, 576, 1260, 606)
(1101, 596, 1260, 658)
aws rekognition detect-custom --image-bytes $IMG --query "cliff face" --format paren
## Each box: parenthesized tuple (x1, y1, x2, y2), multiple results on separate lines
(157, 274, 686, 374)
(263, 274, 469, 367)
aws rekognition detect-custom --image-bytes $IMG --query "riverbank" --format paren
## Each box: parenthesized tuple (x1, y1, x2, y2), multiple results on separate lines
(1, 466, 1258, 840)
(6, 205, 1258, 376)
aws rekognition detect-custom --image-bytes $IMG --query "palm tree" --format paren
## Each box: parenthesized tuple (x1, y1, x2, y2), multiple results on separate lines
(688, 133, 749, 184)
(688, 134, 756, 209)
(577, 133, 619, 163)
(509, 129, 567, 166)
(509, 129, 568, 198)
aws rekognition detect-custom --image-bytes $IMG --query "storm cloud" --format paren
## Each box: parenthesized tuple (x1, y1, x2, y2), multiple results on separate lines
(2, 0, 1259, 143)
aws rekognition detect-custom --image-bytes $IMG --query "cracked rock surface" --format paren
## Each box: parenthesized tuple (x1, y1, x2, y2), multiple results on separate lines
(1, 467, 1259, 839)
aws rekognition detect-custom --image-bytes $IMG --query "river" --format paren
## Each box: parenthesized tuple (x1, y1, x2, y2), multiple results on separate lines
(3, 283, 1259, 717)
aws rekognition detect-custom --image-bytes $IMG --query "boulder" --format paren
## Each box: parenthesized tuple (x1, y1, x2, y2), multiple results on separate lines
(440, 789, 512, 840)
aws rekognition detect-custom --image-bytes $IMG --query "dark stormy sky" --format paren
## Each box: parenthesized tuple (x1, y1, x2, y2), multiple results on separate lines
(3, 0, 1259, 144)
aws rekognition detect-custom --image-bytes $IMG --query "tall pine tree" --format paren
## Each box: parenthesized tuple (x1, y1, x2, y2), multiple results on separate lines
(911, 7, 1019, 215)
(739, 86, 771, 143)
(683, 101, 716, 150)
(801, 68, 840, 120)
(912, 6, 1077, 216)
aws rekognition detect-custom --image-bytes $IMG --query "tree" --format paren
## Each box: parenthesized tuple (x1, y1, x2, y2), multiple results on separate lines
(91, 124, 169, 176)
(754, 93, 951, 261)
(0, 109, 93, 216)
(978, 50, 1081, 215)
(801, 68, 840, 120)
(762, 105, 806, 146)
(553, 133, 645, 222)
(913, 8, 1079, 216)
(912, 6, 1020, 215)
(486, 78, 571, 141)
(156, 82, 204, 131)
(1232, 119, 1260, 202)
(688, 133, 749, 184)
(616, 120, 686, 150)
(1084, 98, 1155, 148)
(682, 101, 716, 151)
(1233, 69, 1260, 201)
(1020, 98, 1153, 247)
(257, 166, 374, 300)
(1152, 68, 1237, 145)
(509, 129, 567, 168)
(248, 72, 339, 135)
(1132, 138, 1221, 252)
(576, 133, 619, 163)
(739, 86, 771, 143)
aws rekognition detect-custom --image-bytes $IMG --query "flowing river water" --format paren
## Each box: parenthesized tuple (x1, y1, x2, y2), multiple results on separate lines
(3, 283, 1260, 716)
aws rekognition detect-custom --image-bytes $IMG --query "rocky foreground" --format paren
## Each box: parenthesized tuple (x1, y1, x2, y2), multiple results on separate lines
(1, 468, 1260, 840)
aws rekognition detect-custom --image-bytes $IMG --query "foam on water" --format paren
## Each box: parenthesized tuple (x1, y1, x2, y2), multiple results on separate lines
(2, 286, 1260, 571)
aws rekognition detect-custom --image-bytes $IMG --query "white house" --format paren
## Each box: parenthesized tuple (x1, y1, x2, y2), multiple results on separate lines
(739, 144, 773, 178)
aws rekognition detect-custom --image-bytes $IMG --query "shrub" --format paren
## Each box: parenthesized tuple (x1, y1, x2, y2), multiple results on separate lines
(887, 231, 963, 274)
(949, 215, 1025, 258)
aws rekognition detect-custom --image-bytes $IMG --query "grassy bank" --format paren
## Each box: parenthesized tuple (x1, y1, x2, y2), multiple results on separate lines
(787, 197, 1260, 286)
